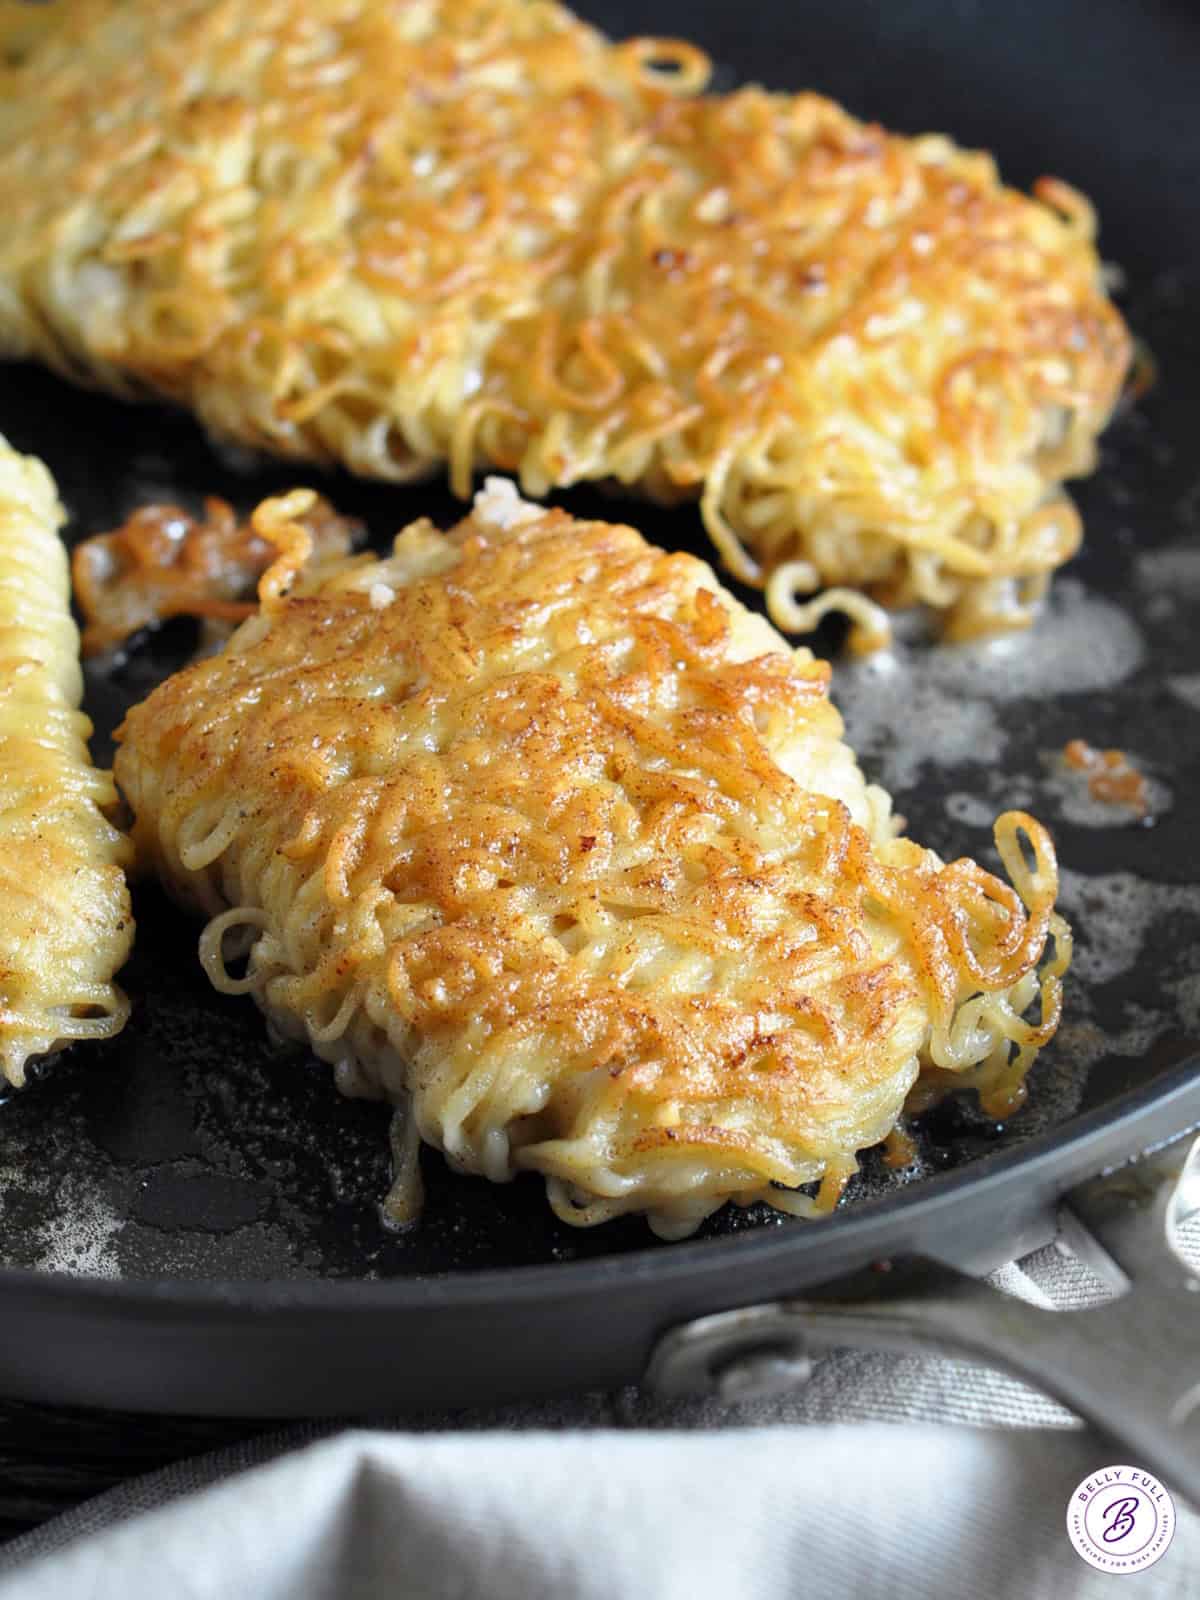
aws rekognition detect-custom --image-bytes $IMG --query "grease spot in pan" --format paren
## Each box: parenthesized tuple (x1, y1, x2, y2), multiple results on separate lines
(1136, 543, 1200, 598)
(946, 784, 1034, 830)
(945, 789, 1003, 829)
(946, 751, 1170, 835)
(833, 648, 1006, 793)
(833, 581, 1144, 795)
(1167, 674, 1200, 713)
(1058, 869, 1200, 985)
(917, 583, 1143, 703)
(12, 1170, 125, 1278)
(1037, 751, 1170, 828)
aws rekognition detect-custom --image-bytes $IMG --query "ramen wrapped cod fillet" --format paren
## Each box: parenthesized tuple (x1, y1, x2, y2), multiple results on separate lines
(115, 479, 1070, 1236)
(0, 433, 132, 1083)
(0, 0, 1130, 642)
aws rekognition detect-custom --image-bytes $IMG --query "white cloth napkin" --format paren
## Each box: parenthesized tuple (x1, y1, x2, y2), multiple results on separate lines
(0, 1422, 1195, 1600)
(0, 1233, 1195, 1598)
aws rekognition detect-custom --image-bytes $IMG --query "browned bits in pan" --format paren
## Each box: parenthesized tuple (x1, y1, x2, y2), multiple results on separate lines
(72, 496, 363, 655)
(1062, 738, 1149, 817)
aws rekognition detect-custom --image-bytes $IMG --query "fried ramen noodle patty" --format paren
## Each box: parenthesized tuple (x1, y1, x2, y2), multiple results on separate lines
(0, 435, 132, 1084)
(0, 0, 1129, 643)
(115, 480, 1069, 1235)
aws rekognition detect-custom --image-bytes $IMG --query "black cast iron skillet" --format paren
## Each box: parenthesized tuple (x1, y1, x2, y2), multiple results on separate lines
(0, 0, 1197, 1492)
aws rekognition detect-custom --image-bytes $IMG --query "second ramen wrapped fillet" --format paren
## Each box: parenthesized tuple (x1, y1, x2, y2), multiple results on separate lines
(0, 434, 133, 1083)
(116, 480, 1069, 1236)
(0, 0, 1129, 640)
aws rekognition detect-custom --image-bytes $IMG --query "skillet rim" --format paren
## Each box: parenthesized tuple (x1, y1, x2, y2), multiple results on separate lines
(0, 1053, 1194, 1318)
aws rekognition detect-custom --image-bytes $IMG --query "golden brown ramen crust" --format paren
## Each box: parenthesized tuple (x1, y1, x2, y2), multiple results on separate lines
(115, 481, 1068, 1234)
(0, 0, 1129, 641)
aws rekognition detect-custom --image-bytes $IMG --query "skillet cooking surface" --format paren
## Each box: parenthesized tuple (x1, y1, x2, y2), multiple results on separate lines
(0, 0, 1197, 1286)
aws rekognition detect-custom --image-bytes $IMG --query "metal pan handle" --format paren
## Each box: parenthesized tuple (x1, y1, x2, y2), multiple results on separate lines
(646, 1133, 1200, 1509)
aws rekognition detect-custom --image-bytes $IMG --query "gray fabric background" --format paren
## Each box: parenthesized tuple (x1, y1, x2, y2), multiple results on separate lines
(0, 1424, 1193, 1599)
(0, 1233, 1194, 1596)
